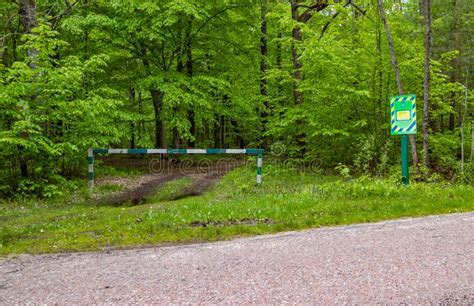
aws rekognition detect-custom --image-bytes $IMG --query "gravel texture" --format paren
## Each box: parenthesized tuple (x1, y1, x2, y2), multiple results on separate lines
(1, 213, 473, 304)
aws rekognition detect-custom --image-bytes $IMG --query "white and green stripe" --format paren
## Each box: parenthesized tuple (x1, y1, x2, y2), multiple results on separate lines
(87, 148, 94, 188)
(257, 153, 263, 184)
(91, 148, 262, 155)
(88, 148, 264, 188)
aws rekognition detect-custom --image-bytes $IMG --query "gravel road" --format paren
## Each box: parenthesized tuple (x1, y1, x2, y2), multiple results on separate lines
(1, 213, 473, 304)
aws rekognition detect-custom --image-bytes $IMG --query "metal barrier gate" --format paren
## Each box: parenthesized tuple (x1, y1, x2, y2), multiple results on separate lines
(87, 148, 264, 188)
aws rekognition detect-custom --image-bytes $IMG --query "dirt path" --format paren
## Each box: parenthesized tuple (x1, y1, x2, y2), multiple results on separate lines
(166, 171, 230, 201)
(98, 160, 241, 205)
(104, 173, 185, 205)
(1, 213, 473, 303)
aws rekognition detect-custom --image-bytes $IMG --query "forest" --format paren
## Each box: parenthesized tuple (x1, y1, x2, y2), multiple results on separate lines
(0, 0, 473, 198)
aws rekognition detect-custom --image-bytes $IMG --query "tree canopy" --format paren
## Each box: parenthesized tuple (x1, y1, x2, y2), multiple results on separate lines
(1, 0, 472, 197)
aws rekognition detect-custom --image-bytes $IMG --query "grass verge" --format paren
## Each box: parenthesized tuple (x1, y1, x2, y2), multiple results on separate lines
(1, 163, 473, 255)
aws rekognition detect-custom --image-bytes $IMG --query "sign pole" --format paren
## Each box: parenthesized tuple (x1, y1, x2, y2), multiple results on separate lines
(401, 135, 409, 186)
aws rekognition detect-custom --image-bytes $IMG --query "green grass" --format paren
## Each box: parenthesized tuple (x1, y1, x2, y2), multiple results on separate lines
(1, 163, 473, 255)
(147, 177, 193, 203)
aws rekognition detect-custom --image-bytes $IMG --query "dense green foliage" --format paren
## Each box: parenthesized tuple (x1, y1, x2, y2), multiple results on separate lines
(1, 163, 473, 255)
(1, 0, 473, 197)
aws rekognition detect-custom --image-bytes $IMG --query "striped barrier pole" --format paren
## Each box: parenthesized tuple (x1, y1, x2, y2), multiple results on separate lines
(87, 148, 264, 188)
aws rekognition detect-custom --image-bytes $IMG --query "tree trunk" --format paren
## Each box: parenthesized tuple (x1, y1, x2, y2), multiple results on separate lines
(449, 0, 462, 131)
(290, 1, 303, 105)
(19, 0, 38, 64)
(19, 0, 38, 33)
(186, 18, 193, 77)
(376, 20, 384, 144)
(260, 0, 269, 147)
(288, 1, 328, 156)
(231, 119, 244, 149)
(448, 88, 456, 131)
(290, 1, 306, 155)
(172, 127, 180, 148)
(138, 89, 144, 142)
(470, 127, 473, 164)
(130, 122, 136, 149)
(214, 115, 220, 148)
(142, 51, 165, 148)
(11, 21, 19, 64)
(204, 120, 209, 145)
(186, 17, 196, 147)
(18, 0, 38, 178)
(377, 0, 419, 167)
(129, 87, 136, 149)
(220, 116, 225, 148)
(150, 89, 165, 148)
(460, 80, 467, 175)
(276, 32, 283, 99)
(0, 38, 4, 67)
(173, 18, 184, 148)
(422, 0, 431, 169)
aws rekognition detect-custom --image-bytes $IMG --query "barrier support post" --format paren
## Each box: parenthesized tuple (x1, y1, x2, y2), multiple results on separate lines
(257, 153, 263, 185)
(88, 148, 94, 188)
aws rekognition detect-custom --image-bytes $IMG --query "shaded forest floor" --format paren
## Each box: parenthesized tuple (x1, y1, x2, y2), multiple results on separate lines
(1, 160, 473, 256)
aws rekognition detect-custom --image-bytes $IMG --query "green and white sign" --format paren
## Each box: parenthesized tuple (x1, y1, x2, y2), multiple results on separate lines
(390, 94, 416, 135)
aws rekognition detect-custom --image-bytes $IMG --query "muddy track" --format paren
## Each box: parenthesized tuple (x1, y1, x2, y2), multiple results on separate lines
(100, 160, 242, 206)
(105, 173, 186, 206)
(165, 171, 230, 201)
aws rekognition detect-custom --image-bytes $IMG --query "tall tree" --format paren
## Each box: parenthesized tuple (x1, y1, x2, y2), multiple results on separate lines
(422, 0, 431, 169)
(377, 0, 419, 167)
(17, 0, 38, 177)
(19, 0, 37, 34)
(289, 0, 328, 154)
(185, 17, 196, 147)
(290, 0, 328, 105)
(260, 0, 269, 146)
